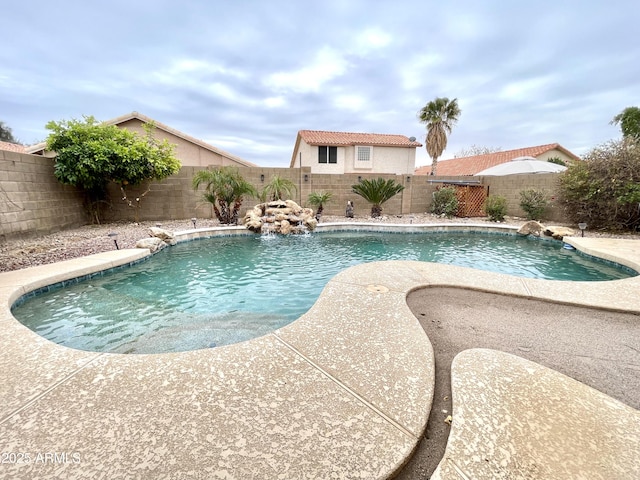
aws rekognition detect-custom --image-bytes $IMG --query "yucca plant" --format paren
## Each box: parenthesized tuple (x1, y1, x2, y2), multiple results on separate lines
(192, 167, 256, 224)
(351, 178, 405, 217)
(307, 191, 333, 221)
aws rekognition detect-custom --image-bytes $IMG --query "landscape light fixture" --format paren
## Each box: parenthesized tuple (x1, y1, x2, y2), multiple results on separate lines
(107, 232, 119, 250)
(304, 174, 309, 182)
(578, 222, 587, 237)
(191, 217, 197, 228)
(260, 174, 265, 182)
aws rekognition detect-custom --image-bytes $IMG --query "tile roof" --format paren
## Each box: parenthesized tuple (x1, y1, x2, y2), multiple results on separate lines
(298, 130, 422, 147)
(414, 143, 580, 176)
(0, 141, 26, 153)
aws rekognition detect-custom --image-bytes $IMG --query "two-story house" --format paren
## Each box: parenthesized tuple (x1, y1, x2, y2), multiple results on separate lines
(290, 130, 422, 175)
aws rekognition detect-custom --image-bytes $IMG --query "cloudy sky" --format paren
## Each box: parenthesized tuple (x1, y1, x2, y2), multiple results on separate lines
(2, 0, 638, 167)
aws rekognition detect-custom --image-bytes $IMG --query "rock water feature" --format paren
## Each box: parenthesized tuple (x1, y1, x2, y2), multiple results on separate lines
(244, 200, 318, 234)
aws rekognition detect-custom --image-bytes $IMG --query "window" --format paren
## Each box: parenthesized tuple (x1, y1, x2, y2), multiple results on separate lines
(318, 146, 337, 164)
(356, 146, 371, 162)
(354, 146, 373, 169)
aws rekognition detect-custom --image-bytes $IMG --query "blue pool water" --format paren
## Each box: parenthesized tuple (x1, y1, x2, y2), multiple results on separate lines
(12, 231, 635, 354)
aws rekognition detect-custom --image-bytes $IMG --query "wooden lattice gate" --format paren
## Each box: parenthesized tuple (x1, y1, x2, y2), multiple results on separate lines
(448, 184, 487, 217)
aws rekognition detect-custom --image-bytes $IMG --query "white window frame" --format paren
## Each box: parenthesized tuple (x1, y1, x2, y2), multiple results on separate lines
(354, 145, 373, 169)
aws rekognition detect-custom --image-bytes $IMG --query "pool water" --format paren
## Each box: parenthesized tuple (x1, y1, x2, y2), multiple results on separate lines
(13, 232, 635, 354)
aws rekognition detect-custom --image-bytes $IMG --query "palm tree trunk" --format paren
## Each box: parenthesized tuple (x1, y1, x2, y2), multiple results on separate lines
(430, 156, 439, 176)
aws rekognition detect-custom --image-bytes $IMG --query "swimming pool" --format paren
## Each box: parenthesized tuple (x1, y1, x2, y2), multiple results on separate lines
(12, 231, 635, 354)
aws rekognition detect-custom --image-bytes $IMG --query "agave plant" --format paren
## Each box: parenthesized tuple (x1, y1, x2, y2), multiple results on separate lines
(307, 191, 333, 221)
(192, 167, 256, 224)
(264, 174, 297, 201)
(351, 178, 405, 217)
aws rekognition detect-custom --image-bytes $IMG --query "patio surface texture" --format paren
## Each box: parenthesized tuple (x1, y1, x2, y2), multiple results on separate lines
(1, 224, 639, 479)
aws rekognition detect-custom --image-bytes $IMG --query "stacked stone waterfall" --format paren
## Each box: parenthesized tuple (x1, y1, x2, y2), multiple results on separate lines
(244, 200, 318, 234)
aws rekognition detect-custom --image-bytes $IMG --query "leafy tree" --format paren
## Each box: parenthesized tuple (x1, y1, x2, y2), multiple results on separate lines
(351, 178, 404, 217)
(192, 167, 256, 224)
(0, 121, 20, 144)
(418, 97, 461, 175)
(559, 138, 640, 231)
(454, 144, 501, 157)
(45, 116, 180, 223)
(611, 106, 640, 141)
(263, 174, 296, 201)
(307, 191, 333, 221)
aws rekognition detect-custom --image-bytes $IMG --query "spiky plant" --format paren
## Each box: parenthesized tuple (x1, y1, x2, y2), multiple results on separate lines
(351, 178, 405, 217)
(307, 191, 333, 221)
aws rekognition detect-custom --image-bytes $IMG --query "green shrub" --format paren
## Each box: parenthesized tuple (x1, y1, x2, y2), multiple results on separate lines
(431, 186, 459, 217)
(558, 138, 640, 231)
(519, 189, 549, 220)
(547, 156, 566, 166)
(484, 195, 507, 222)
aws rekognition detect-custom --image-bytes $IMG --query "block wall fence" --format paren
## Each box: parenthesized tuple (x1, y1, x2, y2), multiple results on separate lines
(1, 152, 567, 240)
(0, 150, 88, 241)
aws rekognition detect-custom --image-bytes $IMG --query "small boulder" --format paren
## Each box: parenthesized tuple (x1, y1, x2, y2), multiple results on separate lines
(545, 225, 576, 240)
(149, 227, 176, 245)
(517, 221, 545, 237)
(279, 219, 292, 235)
(304, 217, 318, 231)
(136, 237, 167, 253)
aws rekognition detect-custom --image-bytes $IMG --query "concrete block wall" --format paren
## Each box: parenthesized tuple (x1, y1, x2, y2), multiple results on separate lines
(0, 158, 568, 241)
(104, 166, 204, 222)
(483, 174, 565, 221)
(0, 151, 88, 241)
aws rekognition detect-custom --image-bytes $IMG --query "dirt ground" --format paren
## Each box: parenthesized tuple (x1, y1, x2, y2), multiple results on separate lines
(395, 287, 640, 479)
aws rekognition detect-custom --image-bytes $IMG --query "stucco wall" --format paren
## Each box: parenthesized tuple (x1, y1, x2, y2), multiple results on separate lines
(0, 150, 88, 240)
(535, 148, 575, 164)
(294, 141, 416, 175)
(344, 145, 415, 175)
(118, 119, 244, 168)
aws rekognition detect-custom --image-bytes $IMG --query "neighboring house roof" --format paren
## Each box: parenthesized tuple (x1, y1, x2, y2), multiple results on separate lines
(0, 141, 26, 153)
(26, 112, 257, 167)
(290, 130, 422, 167)
(414, 143, 581, 176)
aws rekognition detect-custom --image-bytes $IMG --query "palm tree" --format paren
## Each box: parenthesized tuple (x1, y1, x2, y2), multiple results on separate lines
(351, 178, 405, 217)
(418, 97, 461, 175)
(307, 191, 333, 221)
(264, 174, 297, 201)
(192, 167, 256, 224)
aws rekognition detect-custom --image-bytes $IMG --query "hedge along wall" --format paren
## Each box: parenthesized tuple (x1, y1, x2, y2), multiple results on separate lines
(0, 150, 88, 241)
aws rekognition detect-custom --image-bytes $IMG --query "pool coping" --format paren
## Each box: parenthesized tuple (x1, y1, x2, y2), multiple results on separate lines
(1, 224, 639, 478)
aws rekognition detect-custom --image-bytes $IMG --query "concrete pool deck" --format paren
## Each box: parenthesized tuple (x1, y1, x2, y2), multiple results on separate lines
(1, 224, 639, 479)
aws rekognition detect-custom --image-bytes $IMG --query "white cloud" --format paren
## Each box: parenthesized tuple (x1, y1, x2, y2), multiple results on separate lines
(400, 53, 442, 91)
(333, 94, 366, 111)
(354, 28, 392, 53)
(265, 46, 348, 93)
(263, 96, 286, 108)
